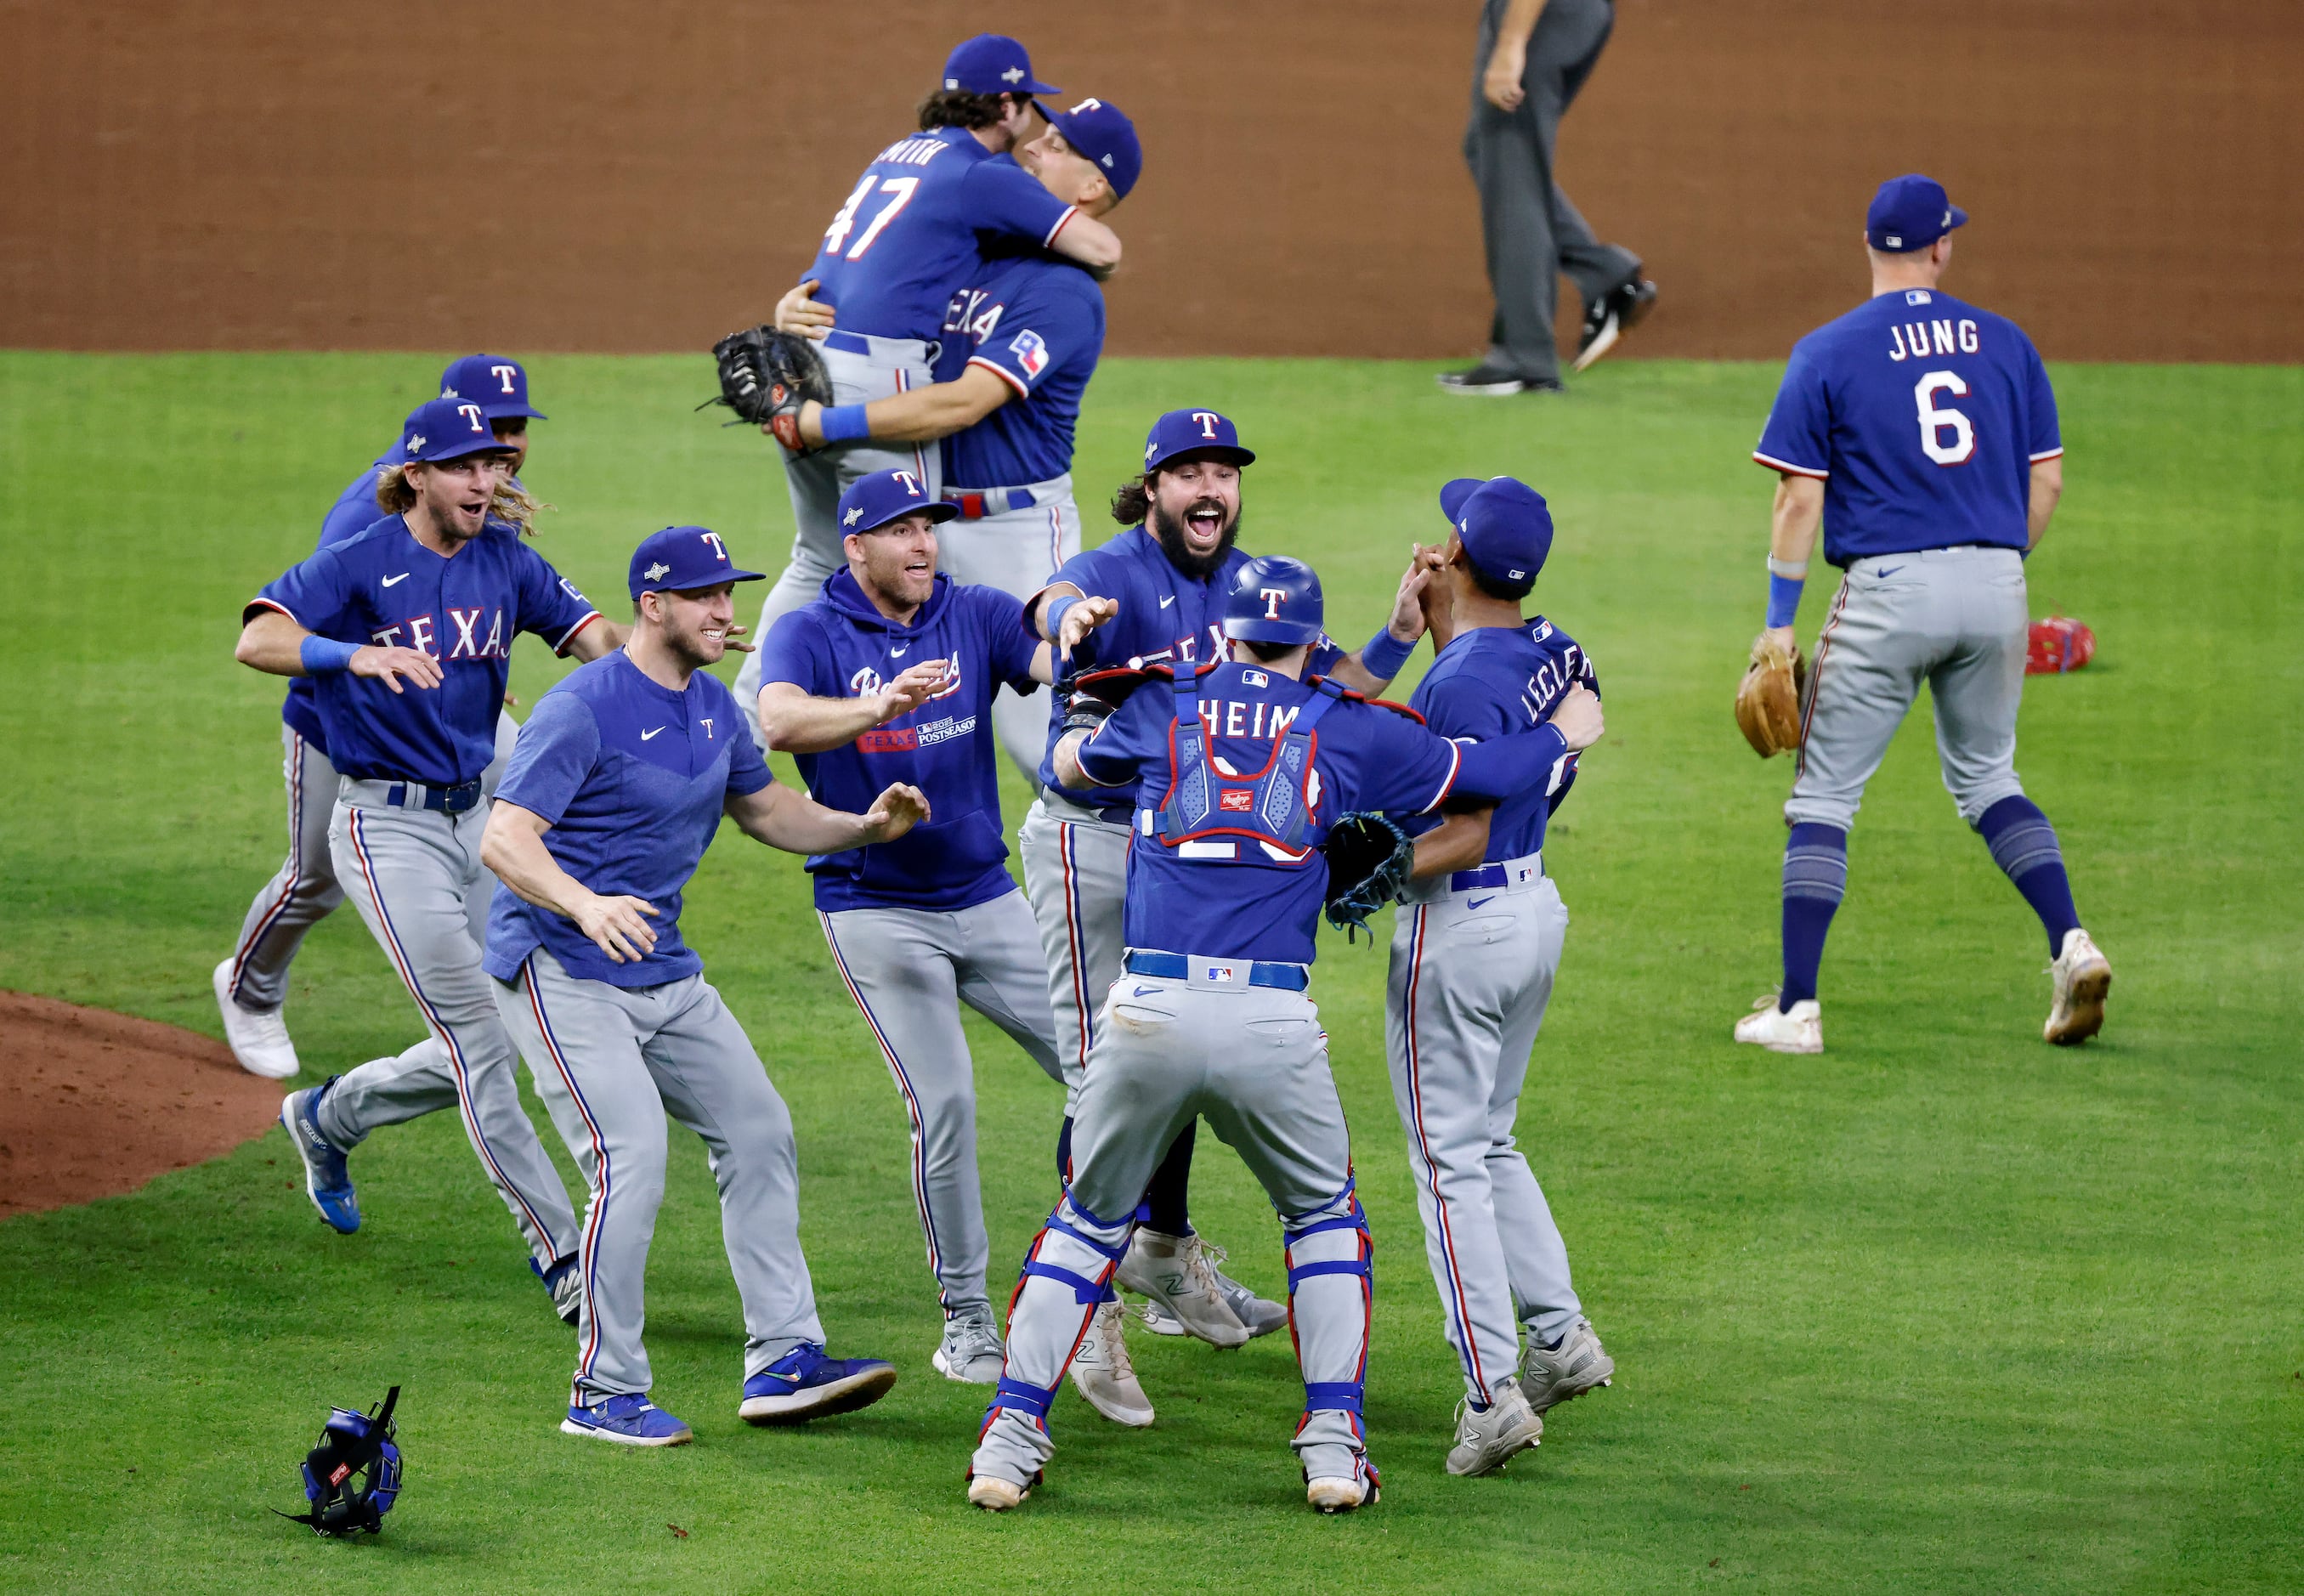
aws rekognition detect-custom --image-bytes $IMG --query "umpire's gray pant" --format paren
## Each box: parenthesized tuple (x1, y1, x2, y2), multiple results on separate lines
(1386, 867, 1583, 1406)
(1790, 546, 2033, 832)
(733, 336, 943, 750)
(818, 891, 1064, 1316)
(494, 948, 826, 1404)
(1017, 794, 1131, 1110)
(1464, 0, 1639, 382)
(320, 785, 580, 1274)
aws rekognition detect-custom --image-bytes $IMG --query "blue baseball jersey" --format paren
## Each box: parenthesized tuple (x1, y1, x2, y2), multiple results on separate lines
(758, 569, 1043, 914)
(1753, 287, 2062, 566)
(935, 252, 1106, 490)
(250, 516, 600, 787)
(1033, 529, 1345, 807)
(482, 652, 772, 988)
(1406, 619, 1596, 863)
(281, 450, 396, 751)
(804, 128, 1078, 343)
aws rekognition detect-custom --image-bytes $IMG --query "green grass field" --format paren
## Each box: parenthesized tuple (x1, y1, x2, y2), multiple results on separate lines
(0, 351, 2298, 1593)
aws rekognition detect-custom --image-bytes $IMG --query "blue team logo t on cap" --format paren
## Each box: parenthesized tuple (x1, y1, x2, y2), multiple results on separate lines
(1142, 409, 1256, 474)
(943, 34, 1059, 95)
(399, 396, 516, 464)
(1866, 173, 1967, 253)
(628, 526, 767, 600)
(1044, 97, 1143, 201)
(837, 469, 962, 538)
(439, 354, 546, 422)
(1438, 475, 1554, 592)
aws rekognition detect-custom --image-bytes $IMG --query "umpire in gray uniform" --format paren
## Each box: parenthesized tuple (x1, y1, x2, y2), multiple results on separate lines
(1443, 0, 1656, 395)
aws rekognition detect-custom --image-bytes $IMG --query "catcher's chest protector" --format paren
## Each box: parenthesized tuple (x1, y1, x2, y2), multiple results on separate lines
(1152, 669, 1338, 863)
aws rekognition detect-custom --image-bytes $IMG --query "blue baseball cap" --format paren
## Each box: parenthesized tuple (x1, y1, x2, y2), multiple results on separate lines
(1865, 173, 1967, 253)
(439, 354, 546, 421)
(943, 34, 1058, 96)
(628, 526, 767, 600)
(837, 468, 960, 537)
(1439, 476, 1553, 593)
(1222, 555, 1324, 647)
(1142, 408, 1256, 474)
(1042, 96, 1142, 201)
(398, 396, 517, 465)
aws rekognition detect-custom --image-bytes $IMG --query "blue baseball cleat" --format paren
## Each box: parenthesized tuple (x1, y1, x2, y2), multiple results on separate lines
(560, 1392, 693, 1447)
(738, 1344, 898, 1424)
(279, 1077, 359, 1234)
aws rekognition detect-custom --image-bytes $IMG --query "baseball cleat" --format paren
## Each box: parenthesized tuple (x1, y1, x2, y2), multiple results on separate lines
(1067, 1296, 1154, 1427)
(1305, 1466, 1380, 1514)
(1116, 1229, 1253, 1348)
(1571, 276, 1660, 374)
(1520, 1317, 1615, 1414)
(541, 1254, 582, 1327)
(1734, 995, 1823, 1054)
(279, 1078, 359, 1233)
(212, 959, 300, 1079)
(966, 1471, 1034, 1511)
(1436, 365, 1531, 396)
(931, 1306, 1005, 1385)
(2044, 928, 2112, 1045)
(561, 1392, 693, 1446)
(1446, 1377, 1543, 1476)
(738, 1344, 897, 1424)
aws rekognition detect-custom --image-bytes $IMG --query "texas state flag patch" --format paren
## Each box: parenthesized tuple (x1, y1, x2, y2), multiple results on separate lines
(1008, 329, 1049, 381)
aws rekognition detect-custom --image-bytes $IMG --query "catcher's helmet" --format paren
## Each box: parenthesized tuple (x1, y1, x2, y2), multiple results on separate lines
(1222, 555, 1324, 646)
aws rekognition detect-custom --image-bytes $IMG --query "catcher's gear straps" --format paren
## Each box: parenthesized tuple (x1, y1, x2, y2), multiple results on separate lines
(280, 1385, 402, 1537)
(1153, 664, 1339, 859)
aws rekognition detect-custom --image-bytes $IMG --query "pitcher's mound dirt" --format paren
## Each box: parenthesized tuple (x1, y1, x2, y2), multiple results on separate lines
(0, 991, 283, 1217)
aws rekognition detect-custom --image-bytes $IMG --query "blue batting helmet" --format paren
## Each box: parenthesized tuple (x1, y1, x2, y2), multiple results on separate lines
(1222, 555, 1324, 647)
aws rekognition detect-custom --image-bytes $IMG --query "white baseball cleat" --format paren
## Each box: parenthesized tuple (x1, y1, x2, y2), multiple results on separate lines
(966, 1473, 1031, 1511)
(1067, 1297, 1154, 1427)
(1135, 1244, 1288, 1338)
(2045, 928, 2112, 1045)
(1115, 1228, 1253, 1348)
(1734, 995, 1822, 1054)
(1446, 1377, 1543, 1476)
(1305, 1471, 1378, 1514)
(212, 959, 301, 1079)
(931, 1307, 1005, 1384)
(1520, 1317, 1615, 1413)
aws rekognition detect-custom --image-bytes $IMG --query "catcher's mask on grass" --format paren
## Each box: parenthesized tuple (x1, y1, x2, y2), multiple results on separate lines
(1223, 555, 1324, 648)
(277, 1385, 402, 1537)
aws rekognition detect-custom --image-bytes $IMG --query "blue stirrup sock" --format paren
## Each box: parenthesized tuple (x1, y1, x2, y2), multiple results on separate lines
(1780, 822, 1848, 1010)
(1976, 795, 2080, 956)
(1141, 1120, 1196, 1237)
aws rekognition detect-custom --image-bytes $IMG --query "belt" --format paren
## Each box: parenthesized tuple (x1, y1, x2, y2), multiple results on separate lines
(355, 778, 484, 815)
(1123, 950, 1310, 992)
(941, 485, 1041, 519)
(1448, 853, 1543, 893)
(822, 329, 941, 362)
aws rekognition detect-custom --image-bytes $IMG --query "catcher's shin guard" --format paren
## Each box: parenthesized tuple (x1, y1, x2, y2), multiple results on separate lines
(1282, 1183, 1374, 1453)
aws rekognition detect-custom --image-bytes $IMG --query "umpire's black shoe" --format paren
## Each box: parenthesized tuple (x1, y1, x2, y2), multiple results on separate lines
(1571, 277, 1659, 373)
(1437, 365, 1564, 396)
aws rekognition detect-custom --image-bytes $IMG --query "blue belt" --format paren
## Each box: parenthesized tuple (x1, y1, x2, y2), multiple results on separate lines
(1122, 951, 1310, 992)
(1448, 860, 1541, 892)
(385, 779, 484, 815)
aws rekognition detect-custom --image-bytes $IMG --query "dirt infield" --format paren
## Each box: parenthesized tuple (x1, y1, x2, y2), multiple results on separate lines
(0, 993, 282, 1217)
(0, 1, 2297, 362)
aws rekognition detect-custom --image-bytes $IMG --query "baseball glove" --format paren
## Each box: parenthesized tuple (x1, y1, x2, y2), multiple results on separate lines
(1734, 631, 1807, 757)
(704, 325, 831, 453)
(1322, 810, 1415, 943)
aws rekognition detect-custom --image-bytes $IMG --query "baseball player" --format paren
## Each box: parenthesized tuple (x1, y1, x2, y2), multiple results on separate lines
(730, 35, 1124, 742)
(754, 470, 1090, 1395)
(483, 525, 922, 1446)
(215, 354, 545, 1079)
(239, 395, 614, 1314)
(965, 556, 1587, 1514)
(767, 96, 1143, 783)
(1737, 174, 2109, 1055)
(1383, 476, 1613, 1477)
(1019, 409, 1434, 1356)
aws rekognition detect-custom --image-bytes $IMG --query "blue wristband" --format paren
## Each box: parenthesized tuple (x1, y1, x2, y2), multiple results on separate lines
(1044, 594, 1080, 642)
(299, 635, 361, 676)
(1764, 572, 1806, 630)
(818, 404, 871, 444)
(1359, 625, 1416, 682)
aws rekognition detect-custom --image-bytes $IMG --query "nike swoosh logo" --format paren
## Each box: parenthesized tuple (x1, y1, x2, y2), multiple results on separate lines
(381, 573, 410, 587)
(641, 727, 665, 741)
(892, 646, 909, 657)
(1467, 896, 1496, 910)
(1875, 566, 1904, 578)
(1133, 985, 1160, 996)
(1158, 595, 1176, 608)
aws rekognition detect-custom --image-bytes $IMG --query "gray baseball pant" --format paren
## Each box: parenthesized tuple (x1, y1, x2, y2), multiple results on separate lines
(937, 477, 1080, 784)
(1791, 546, 2033, 832)
(817, 892, 1065, 1316)
(1386, 863, 1582, 1406)
(494, 948, 826, 1403)
(972, 969, 1376, 1494)
(1464, 0, 1639, 382)
(733, 336, 942, 750)
(319, 783, 580, 1273)
(1017, 794, 1131, 1110)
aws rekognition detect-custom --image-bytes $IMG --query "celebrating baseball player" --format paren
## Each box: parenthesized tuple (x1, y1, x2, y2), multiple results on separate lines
(1735, 174, 2109, 1054)
(965, 555, 1593, 1514)
(481, 525, 924, 1446)
(764, 96, 1142, 782)
(728, 35, 1124, 743)
(215, 354, 546, 1080)
(237, 394, 609, 1315)
(1384, 476, 1613, 1477)
(1017, 408, 1432, 1365)
(753, 469, 1081, 1392)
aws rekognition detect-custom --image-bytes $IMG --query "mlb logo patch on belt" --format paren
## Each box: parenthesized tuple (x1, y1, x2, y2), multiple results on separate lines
(1191, 961, 1243, 991)
(1512, 862, 1540, 888)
